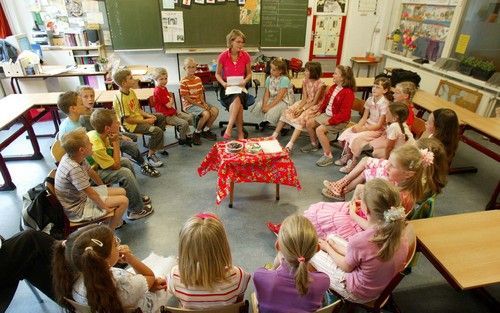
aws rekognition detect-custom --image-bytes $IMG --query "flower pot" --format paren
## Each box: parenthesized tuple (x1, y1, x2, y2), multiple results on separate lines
(471, 68, 495, 81)
(458, 64, 473, 76)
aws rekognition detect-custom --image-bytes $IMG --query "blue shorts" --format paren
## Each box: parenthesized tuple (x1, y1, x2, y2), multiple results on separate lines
(186, 105, 208, 117)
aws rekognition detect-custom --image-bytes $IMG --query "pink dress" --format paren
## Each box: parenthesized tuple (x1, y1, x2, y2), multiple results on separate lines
(363, 157, 389, 181)
(280, 78, 325, 130)
(338, 96, 389, 157)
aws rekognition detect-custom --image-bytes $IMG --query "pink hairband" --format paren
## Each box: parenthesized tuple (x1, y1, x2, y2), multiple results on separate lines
(195, 212, 220, 221)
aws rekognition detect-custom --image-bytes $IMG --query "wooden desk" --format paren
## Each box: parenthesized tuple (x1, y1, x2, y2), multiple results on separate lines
(410, 210, 500, 290)
(10, 65, 107, 94)
(350, 57, 382, 77)
(95, 88, 153, 104)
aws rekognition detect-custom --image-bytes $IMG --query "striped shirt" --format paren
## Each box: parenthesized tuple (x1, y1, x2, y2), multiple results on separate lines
(167, 265, 251, 309)
(54, 154, 91, 221)
(179, 75, 204, 111)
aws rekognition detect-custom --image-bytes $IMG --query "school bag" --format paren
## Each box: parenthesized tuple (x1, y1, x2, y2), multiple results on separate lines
(0, 39, 19, 62)
(377, 68, 421, 88)
(21, 177, 65, 239)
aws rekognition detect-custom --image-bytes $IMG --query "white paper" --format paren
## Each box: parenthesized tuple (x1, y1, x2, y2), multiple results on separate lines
(163, 0, 175, 8)
(82, 0, 99, 12)
(102, 30, 112, 45)
(194, 0, 205, 4)
(161, 11, 185, 43)
(259, 139, 283, 154)
(224, 76, 245, 95)
(86, 12, 104, 24)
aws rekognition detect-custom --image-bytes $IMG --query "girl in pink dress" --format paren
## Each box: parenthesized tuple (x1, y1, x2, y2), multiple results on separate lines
(335, 77, 392, 173)
(272, 62, 326, 152)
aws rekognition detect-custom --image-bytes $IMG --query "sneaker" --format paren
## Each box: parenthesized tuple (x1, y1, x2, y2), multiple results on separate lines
(316, 155, 334, 167)
(201, 130, 217, 141)
(127, 205, 154, 220)
(334, 152, 352, 166)
(147, 155, 163, 167)
(178, 138, 192, 147)
(339, 159, 357, 174)
(140, 164, 160, 177)
(300, 142, 319, 153)
(192, 132, 202, 145)
(159, 149, 169, 156)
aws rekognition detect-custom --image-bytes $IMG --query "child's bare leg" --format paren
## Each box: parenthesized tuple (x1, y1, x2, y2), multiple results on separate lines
(316, 125, 332, 156)
(107, 187, 126, 196)
(305, 119, 319, 144)
(104, 195, 128, 229)
(206, 106, 219, 128)
(286, 128, 302, 149)
(196, 111, 210, 131)
(344, 174, 366, 194)
(272, 121, 286, 138)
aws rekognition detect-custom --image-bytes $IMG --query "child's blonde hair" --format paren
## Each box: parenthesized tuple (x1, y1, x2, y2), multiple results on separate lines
(278, 214, 318, 296)
(90, 108, 117, 133)
(416, 137, 448, 195)
(77, 85, 94, 94)
(364, 179, 406, 261)
(178, 213, 232, 290)
(60, 127, 88, 157)
(391, 143, 430, 202)
(57, 91, 79, 114)
(395, 81, 417, 101)
(152, 67, 168, 81)
(183, 57, 196, 69)
(112, 68, 132, 87)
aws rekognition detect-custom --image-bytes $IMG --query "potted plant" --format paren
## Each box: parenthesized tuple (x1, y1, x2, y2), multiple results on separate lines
(471, 59, 496, 81)
(458, 56, 475, 75)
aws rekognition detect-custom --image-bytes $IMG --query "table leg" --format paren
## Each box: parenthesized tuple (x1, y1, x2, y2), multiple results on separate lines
(276, 184, 280, 201)
(486, 181, 499, 211)
(229, 180, 234, 208)
(0, 154, 16, 191)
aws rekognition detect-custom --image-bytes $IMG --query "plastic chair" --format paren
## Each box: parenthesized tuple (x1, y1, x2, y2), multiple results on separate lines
(50, 139, 65, 165)
(410, 117, 426, 139)
(161, 300, 249, 313)
(408, 195, 435, 221)
(45, 169, 114, 238)
(251, 292, 341, 313)
(332, 225, 417, 313)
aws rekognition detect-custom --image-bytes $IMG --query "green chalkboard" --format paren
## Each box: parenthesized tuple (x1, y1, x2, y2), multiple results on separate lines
(162, 2, 260, 49)
(105, 0, 163, 50)
(261, 0, 308, 48)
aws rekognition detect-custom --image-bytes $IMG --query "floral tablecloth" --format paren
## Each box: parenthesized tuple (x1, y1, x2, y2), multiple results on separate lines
(197, 138, 302, 204)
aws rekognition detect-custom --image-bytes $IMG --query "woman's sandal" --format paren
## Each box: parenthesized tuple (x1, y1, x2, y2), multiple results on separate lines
(321, 187, 345, 201)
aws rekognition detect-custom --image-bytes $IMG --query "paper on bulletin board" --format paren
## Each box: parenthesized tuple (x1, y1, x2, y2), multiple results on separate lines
(102, 30, 112, 45)
(86, 12, 104, 24)
(163, 0, 175, 8)
(240, 0, 260, 25)
(313, 15, 342, 56)
(82, 0, 99, 13)
(455, 34, 470, 54)
(162, 11, 185, 43)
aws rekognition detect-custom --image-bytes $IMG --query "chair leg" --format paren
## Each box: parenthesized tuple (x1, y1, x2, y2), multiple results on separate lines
(25, 281, 44, 304)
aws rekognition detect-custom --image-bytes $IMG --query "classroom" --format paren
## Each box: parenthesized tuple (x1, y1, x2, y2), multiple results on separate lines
(0, 0, 499, 312)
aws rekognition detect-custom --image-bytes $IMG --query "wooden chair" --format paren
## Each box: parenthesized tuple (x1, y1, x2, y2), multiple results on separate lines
(251, 292, 341, 313)
(50, 139, 65, 165)
(64, 297, 143, 313)
(161, 300, 249, 313)
(332, 225, 417, 313)
(410, 117, 426, 139)
(45, 169, 114, 238)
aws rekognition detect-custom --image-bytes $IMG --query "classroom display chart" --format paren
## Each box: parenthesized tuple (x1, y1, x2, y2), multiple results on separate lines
(313, 15, 343, 56)
(261, 0, 308, 47)
(399, 3, 455, 41)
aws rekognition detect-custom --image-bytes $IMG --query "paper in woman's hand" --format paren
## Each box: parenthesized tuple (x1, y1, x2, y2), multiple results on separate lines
(225, 76, 246, 95)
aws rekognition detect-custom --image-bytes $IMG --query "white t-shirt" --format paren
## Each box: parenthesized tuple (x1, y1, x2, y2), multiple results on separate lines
(386, 122, 415, 148)
(364, 96, 389, 126)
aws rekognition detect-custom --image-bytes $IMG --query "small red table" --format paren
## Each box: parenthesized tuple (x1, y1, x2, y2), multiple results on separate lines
(198, 138, 302, 207)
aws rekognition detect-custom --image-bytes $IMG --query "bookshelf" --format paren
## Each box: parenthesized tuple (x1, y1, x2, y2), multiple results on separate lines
(42, 45, 105, 65)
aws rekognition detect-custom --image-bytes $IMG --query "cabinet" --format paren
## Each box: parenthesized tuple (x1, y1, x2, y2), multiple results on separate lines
(42, 45, 105, 66)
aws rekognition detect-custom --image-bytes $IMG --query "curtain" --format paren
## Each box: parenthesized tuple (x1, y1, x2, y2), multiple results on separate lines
(0, 3, 12, 38)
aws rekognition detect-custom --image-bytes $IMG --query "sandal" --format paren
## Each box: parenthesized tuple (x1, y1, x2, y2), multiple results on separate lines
(141, 164, 160, 177)
(339, 159, 357, 174)
(321, 188, 345, 201)
(142, 195, 152, 205)
(323, 180, 345, 196)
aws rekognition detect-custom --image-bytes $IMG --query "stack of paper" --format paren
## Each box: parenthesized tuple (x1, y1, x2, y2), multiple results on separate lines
(258, 139, 283, 154)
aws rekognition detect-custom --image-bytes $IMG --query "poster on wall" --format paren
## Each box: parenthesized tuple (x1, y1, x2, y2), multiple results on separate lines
(64, 0, 83, 17)
(239, 0, 260, 24)
(315, 0, 348, 16)
(313, 15, 342, 55)
(162, 11, 185, 42)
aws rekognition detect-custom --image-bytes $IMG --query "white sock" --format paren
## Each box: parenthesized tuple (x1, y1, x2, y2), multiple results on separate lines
(285, 142, 294, 149)
(203, 127, 210, 132)
(195, 129, 201, 133)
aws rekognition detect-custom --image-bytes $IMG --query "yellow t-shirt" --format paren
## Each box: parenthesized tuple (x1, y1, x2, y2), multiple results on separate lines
(113, 89, 143, 132)
(86, 130, 114, 170)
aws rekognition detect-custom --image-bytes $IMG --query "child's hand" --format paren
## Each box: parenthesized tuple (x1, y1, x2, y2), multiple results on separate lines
(109, 132, 120, 143)
(145, 117, 155, 125)
(121, 135, 133, 142)
(152, 277, 167, 291)
(318, 238, 333, 253)
(118, 245, 132, 263)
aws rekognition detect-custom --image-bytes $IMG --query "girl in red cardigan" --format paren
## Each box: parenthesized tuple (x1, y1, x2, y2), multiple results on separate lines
(301, 65, 356, 167)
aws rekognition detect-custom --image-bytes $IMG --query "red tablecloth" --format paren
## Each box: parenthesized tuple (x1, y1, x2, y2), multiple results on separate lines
(197, 138, 302, 204)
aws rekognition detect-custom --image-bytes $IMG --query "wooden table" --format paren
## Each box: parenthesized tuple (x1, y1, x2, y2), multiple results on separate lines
(350, 57, 382, 77)
(10, 65, 107, 94)
(95, 88, 153, 104)
(410, 210, 500, 291)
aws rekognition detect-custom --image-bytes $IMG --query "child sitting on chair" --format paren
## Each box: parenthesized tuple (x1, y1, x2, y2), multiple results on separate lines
(180, 58, 219, 145)
(153, 67, 194, 146)
(57, 91, 88, 139)
(55, 128, 127, 229)
(112, 68, 167, 168)
(78, 85, 160, 177)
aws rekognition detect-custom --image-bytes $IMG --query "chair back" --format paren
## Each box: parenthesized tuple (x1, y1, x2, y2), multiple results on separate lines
(251, 292, 340, 313)
(410, 117, 426, 139)
(161, 300, 249, 313)
(408, 195, 435, 220)
(50, 139, 65, 164)
(64, 297, 143, 313)
(352, 98, 365, 115)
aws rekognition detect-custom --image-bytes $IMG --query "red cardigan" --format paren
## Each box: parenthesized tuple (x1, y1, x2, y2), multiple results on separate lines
(318, 84, 354, 125)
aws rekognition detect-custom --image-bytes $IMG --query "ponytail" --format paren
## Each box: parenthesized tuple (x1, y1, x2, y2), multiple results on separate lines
(80, 248, 123, 313)
(52, 240, 76, 312)
(294, 257, 310, 296)
(389, 102, 410, 142)
(398, 120, 409, 141)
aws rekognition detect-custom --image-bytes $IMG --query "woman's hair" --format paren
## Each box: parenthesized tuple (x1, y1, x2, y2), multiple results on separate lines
(271, 58, 288, 77)
(389, 102, 410, 141)
(395, 81, 417, 101)
(52, 225, 123, 313)
(278, 215, 318, 296)
(391, 143, 428, 202)
(226, 29, 246, 48)
(432, 108, 459, 163)
(336, 65, 356, 90)
(416, 137, 449, 195)
(374, 77, 393, 101)
(364, 179, 406, 261)
(178, 213, 233, 290)
(305, 62, 322, 80)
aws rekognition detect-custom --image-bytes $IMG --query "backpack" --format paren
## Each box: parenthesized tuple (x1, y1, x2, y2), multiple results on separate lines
(0, 39, 19, 62)
(21, 178, 65, 239)
(383, 68, 421, 87)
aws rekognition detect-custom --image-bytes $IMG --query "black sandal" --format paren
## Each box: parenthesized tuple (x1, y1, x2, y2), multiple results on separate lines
(141, 164, 160, 177)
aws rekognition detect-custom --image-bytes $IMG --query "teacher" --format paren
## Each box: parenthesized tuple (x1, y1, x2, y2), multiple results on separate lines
(215, 29, 253, 140)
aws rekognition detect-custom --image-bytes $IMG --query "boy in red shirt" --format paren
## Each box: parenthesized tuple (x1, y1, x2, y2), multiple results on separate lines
(153, 67, 193, 146)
